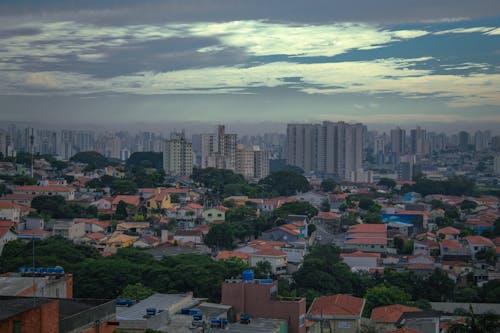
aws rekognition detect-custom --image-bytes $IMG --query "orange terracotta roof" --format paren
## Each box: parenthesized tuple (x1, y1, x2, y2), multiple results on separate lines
(345, 238, 387, 244)
(112, 195, 141, 206)
(0, 202, 19, 209)
(341, 251, 381, 258)
(437, 226, 460, 235)
(309, 294, 364, 317)
(186, 202, 203, 209)
(86, 233, 106, 240)
(371, 304, 422, 323)
(252, 248, 287, 257)
(349, 224, 387, 233)
(216, 251, 250, 261)
(316, 212, 340, 220)
(214, 205, 229, 211)
(464, 235, 495, 247)
(440, 239, 462, 249)
(407, 263, 436, 270)
(15, 185, 74, 192)
(408, 253, 435, 262)
(0, 221, 16, 228)
(17, 229, 49, 235)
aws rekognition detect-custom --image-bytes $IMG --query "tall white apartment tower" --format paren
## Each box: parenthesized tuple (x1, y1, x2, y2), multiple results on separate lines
(163, 132, 193, 177)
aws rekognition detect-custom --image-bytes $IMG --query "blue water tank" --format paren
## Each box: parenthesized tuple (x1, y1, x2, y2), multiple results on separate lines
(47, 268, 55, 274)
(260, 279, 273, 284)
(146, 308, 157, 316)
(189, 309, 200, 316)
(193, 314, 203, 321)
(181, 308, 190, 315)
(18, 267, 27, 273)
(54, 266, 64, 274)
(242, 270, 254, 282)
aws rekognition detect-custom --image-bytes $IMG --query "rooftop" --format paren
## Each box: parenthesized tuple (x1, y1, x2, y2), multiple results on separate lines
(371, 304, 422, 323)
(308, 294, 364, 317)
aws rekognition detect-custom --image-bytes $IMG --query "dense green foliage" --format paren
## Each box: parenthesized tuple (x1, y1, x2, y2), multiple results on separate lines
(378, 178, 396, 189)
(259, 171, 311, 196)
(320, 178, 337, 192)
(70, 151, 109, 168)
(126, 152, 163, 170)
(31, 195, 88, 219)
(0, 174, 37, 185)
(411, 175, 476, 196)
(271, 201, 318, 222)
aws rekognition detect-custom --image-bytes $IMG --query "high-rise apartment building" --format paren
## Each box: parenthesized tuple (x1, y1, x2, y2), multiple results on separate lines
(163, 132, 193, 177)
(235, 144, 270, 180)
(390, 127, 406, 154)
(410, 126, 428, 155)
(458, 131, 470, 150)
(201, 125, 237, 171)
(286, 121, 364, 179)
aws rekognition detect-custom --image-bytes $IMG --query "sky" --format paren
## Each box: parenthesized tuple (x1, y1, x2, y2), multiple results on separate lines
(0, 0, 499, 130)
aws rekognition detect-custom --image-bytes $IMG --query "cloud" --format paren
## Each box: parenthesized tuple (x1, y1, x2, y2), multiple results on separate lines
(184, 21, 429, 57)
(25, 72, 59, 88)
(434, 26, 497, 35)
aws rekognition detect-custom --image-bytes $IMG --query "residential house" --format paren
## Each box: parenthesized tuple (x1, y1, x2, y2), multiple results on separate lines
(395, 310, 441, 333)
(74, 218, 111, 233)
(0, 202, 21, 223)
(340, 251, 381, 272)
(52, 221, 85, 240)
(16, 229, 50, 241)
(465, 218, 494, 235)
(370, 304, 422, 332)
(344, 224, 388, 253)
(307, 294, 365, 333)
(216, 251, 250, 263)
(248, 248, 288, 275)
(89, 197, 113, 212)
(0, 227, 17, 255)
(260, 222, 307, 243)
(134, 235, 161, 248)
(436, 227, 460, 240)
(439, 239, 471, 260)
(463, 235, 495, 258)
(105, 232, 138, 250)
(144, 188, 172, 210)
(111, 195, 141, 211)
(173, 229, 203, 246)
(13, 185, 75, 200)
(202, 206, 228, 224)
(116, 222, 150, 236)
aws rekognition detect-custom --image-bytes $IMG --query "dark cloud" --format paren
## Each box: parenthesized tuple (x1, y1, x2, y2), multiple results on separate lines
(0, 27, 41, 39)
(0, 0, 499, 25)
(12, 36, 246, 78)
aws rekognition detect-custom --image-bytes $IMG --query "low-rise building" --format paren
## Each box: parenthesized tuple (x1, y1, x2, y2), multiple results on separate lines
(248, 248, 288, 275)
(13, 185, 75, 200)
(307, 294, 365, 333)
(52, 221, 86, 240)
(340, 251, 381, 272)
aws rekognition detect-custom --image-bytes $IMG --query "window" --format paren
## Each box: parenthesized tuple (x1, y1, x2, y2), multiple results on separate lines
(337, 321, 352, 329)
(13, 320, 21, 333)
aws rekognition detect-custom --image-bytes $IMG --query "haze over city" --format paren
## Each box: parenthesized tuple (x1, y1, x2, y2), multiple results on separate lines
(0, 0, 499, 128)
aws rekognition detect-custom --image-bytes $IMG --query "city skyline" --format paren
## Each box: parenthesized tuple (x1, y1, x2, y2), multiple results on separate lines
(0, 1, 499, 126)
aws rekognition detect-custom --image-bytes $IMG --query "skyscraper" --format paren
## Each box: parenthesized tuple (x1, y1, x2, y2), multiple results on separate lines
(201, 125, 237, 171)
(235, 144, 270, 180)
(163, 132, 193, 177)
(286, 121, 364, 179)
(390, 127, 406, 155)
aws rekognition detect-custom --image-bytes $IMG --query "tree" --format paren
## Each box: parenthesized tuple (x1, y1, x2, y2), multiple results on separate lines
(271, 201, 319, 223)
(120, 283, 154, 302)
(259, 171, 311, 196)
(320, 199, 331, 212)
(358, 198, 375, 210)
(115, 200, 128, 220)
(460, 200, 478, 212)
(364, 284, 412, 316)
(31, 195, 85, 219)
(110, 179, 137, 195)
(70, 151, 109, 168)
(320, 178, 337, 192)
(204, 223, 235, 250)
(254, 261, 273, 278)
(378, 178, 396, 189)
(126, 152, 163, 170)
